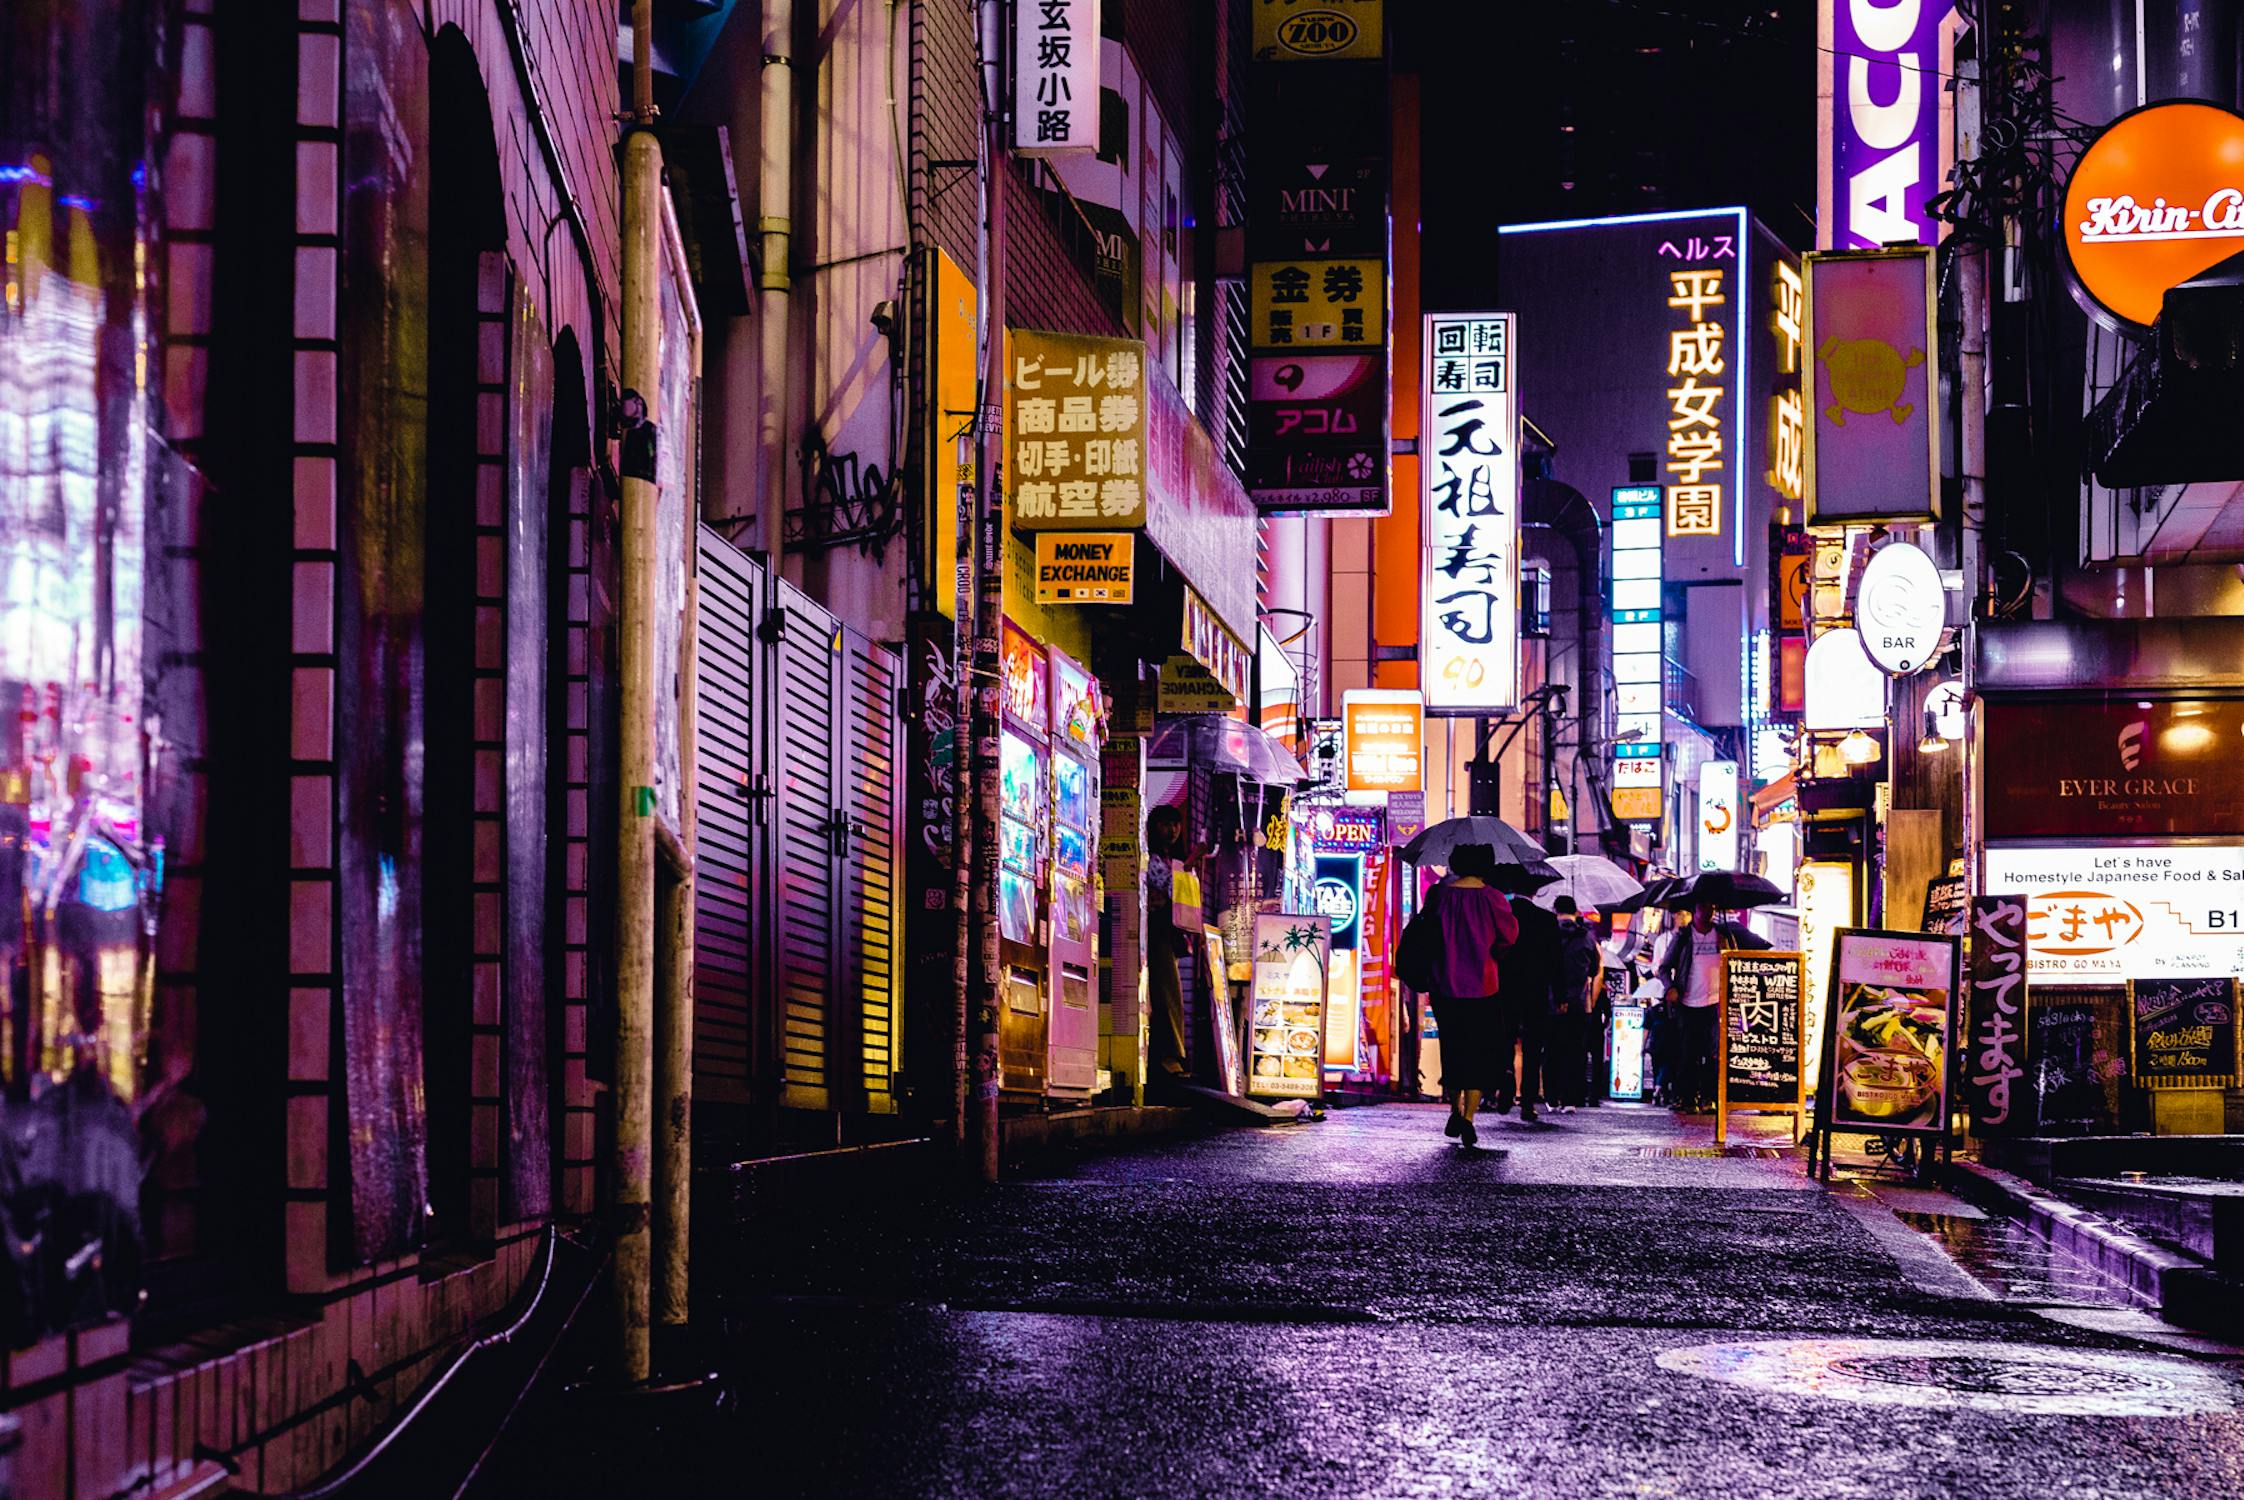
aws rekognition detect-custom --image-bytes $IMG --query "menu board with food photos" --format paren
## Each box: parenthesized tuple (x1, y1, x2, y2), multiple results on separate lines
(1248, 913, 1330, 1099)
(1813, 927, 1959, 1177)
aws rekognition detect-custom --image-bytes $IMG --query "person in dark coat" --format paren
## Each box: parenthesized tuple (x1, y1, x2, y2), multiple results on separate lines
(1417, 842, 1520, 1148)
(1545, 897, 1603, 1112)
(1654, 902, 1773, 1112)
(1494, 880, 1563, 1122)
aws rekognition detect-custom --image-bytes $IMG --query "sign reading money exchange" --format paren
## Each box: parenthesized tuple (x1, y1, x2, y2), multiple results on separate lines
(1006, 330, 1148, 530)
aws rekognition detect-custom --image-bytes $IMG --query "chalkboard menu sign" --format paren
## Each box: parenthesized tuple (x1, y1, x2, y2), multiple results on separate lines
(1921, 876, 1967, 936)
(1723, 952, 1805, 1104)
(2127, 976, 2242, 1090)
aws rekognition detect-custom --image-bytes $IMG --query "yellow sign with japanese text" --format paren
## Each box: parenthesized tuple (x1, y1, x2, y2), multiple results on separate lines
(1005, 328, 1149, 530)
(1034, 532, 1134, 604)
(1250, 258, 1383, 350)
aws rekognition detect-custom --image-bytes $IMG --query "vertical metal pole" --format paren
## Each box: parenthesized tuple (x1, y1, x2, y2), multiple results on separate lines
(759, 1, 796, 569)
(612, 0, 660, 1386)
(966, 0, 1009, 1184)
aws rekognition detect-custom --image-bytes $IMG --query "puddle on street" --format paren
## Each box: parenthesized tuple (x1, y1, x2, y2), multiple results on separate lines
(1892, 1211, 2141, 1307)
(1657, 1337, 2241, 1417)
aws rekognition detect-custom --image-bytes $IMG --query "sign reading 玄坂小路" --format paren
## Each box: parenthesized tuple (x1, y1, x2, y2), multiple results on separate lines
(1014, 0, 1101, 156)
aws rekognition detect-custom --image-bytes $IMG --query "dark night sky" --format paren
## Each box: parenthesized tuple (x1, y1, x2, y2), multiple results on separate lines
(1399, 0, 1817, 309)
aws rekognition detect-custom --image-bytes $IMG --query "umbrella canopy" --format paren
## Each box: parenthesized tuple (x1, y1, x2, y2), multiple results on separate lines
(1145, 714, 1304, 785)
(1603, 874, 1677, 915)
(1398, 814, 1547, 870)
(1530, 853, 1644, 911)
(1654, 869, 1787, 911)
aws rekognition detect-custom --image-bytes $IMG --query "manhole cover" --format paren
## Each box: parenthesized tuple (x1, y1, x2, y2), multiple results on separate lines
(1655, 1338, 2239, 1417)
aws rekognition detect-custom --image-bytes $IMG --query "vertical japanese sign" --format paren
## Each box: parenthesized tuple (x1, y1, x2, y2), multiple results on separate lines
(1818, 0, 1955, 250)
(1006, 329, 1148, 530)
(1769, 258, 1805, 503)
(1014, 0, 1101, 156)
(1609, 484, 1663, 821)
(1421, 312, 1519, 715)
(1804, 248, 1938, 525)
(1246, 14, 1389, 516)
(1662, 259, 1730, 540)
(1697, 760, 1739, 871)
(1963, 894, 2027, 1135)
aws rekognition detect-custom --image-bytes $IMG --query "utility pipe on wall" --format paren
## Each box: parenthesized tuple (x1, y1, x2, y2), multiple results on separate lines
(613, 0, 661, 1386)
(759, 1, 795, 569)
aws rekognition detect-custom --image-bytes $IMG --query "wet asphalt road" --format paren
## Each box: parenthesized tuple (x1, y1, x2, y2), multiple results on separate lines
(505, 1103, 2244, 1498)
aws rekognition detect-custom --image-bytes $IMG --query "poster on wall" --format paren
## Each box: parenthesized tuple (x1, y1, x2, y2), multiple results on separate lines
(1814, 928, 1958, 1165)
(1248, 913, 1331, 1098)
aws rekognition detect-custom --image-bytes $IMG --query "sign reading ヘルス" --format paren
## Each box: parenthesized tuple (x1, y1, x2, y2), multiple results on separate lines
(2063, 101, 2244, 333)
(1033, 532, 1133, 604)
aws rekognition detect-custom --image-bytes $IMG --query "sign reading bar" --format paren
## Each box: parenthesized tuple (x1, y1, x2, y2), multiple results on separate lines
(1804, 248, 1938, 526)
(1962, 894, 2027, 1135)
(1719, 950, 1807, 1143)
(2064, 101, 2244, 334)
(1422, 312, 1519, 716)
(1854, 540, 1944, 674)
(1014, 0, 1101, 156)
(1033, 531, 1134, 603)
(2127, 976, 2242, 1091)
(1006, 329, 1147, 529)
(1248, 913, 1331, 1099)
(1812, 928, 1958, 1177)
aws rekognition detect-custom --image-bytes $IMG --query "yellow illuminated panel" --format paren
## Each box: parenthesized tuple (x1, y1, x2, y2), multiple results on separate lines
(1665, 268, 1727, 537)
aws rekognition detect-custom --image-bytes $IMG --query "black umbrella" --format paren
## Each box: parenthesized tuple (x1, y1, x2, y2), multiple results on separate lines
(1605, 874, 1678, 914)
(1654, 870, 1787, 911)
(1489, 860, 1561, 895)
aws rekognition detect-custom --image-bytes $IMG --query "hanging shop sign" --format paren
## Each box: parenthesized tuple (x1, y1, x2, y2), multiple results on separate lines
(1252, 0, 1383, 61)
(2063, 101, 2244, 334)
(1770, 258, 1806, 500)
(1006, 329, 1148, 530)
(1697, 760, 1740, 872)
(1033, 531, 1134, 604)
(1719, 950, 1807, 1143)
(1981, 843, 2244, 983)
(1962, 894, 2027, 1136)
(1246, 353, 1387, 512)
(1422, 312, 1520, 716)
(1853, 540, 1944, 674)
(1251, 258, 1383, 350)
(1156, 655, 1235, 715)
(1341, 689, 1423, 797)
(1248, 912, 1331, 1098)
(1813, 928, 1959, 1153)
(1014, 0, 1101, 156)
(1983, 698, 2244, 841)
(1182, 586, 1251, 703)
(1818, 0, 1955, 250)
(1800, 628, 1884, 730)
(1803, 248, 1938, 526)
(1387, 789, 1426, 847)
(1310, 805, 1383, 853)
(2126, 976, 2242, 1091)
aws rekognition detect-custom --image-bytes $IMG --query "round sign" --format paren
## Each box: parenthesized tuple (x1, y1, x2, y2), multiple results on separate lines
(1314, 876, 1358, 937)
(1854, 542, 1945, 675)
(2063, 100, 2244, 334)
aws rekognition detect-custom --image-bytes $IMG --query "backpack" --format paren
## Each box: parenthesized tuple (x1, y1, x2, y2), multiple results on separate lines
(1395, 887, 1442, 995)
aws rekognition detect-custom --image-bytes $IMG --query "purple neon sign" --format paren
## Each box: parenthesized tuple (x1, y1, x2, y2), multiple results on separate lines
(1827, 0, 1953, 249)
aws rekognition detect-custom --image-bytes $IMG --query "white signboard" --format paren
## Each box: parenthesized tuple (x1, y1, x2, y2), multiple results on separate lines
(1854, 541, 1944, 675)
(1015, 0, 1101, 155)
(1802, 627, 1885, 730)
(1421, 312, 1519, 715)
(1698, 760, 1740, 871)
(1983, 844, 2244, 982)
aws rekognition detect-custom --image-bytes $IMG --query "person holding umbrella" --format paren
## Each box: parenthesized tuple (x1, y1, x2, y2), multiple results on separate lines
(1398, 841, 1520, 1147)
(1652, 872, 1778, 1113)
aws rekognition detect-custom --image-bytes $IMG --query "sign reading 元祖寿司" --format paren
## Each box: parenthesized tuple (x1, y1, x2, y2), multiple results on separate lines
(2062, 101, 2244, 334)
(1421, 313, 1520, 716)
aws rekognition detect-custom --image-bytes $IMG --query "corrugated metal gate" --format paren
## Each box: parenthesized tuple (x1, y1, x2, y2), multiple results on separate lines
(693, 528, 904, 1121)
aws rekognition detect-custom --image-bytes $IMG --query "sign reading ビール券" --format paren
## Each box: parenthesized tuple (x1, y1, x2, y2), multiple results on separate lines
(1033, 532, 1133, 604)
(1421, 313, 1519, 716)
(1014, 0, 1101, 155)
(2064, 101, 2244, 334)
(1007, 329, 1147, 529)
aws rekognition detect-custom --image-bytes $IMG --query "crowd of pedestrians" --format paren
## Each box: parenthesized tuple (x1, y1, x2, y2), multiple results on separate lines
(1400, 847, 1765, 1147)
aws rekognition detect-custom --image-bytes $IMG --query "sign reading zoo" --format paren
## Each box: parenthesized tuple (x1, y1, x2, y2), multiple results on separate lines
(2063, 101, 2244, 334)
(1421, 312, 1519, 715)
(1252, 0, 1383, 62)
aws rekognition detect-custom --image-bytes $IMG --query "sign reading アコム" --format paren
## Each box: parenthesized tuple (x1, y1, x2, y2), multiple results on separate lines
(1421, 312, 1519, 716)
(1006, 329, 1148, 530)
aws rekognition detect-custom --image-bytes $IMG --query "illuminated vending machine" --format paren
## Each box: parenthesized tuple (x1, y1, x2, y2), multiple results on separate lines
(997, 623, 1051, 1097)
(1045, 648, 1103, 1095)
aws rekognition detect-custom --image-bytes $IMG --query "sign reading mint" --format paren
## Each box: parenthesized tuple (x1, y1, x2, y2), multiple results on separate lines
(2126, 976, 2241, 1090)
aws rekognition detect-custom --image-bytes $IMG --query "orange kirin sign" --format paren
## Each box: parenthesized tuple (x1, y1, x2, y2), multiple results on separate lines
(2064, 101, 2244, 332)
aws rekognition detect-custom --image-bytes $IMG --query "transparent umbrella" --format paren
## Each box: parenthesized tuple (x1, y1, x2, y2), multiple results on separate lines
(1530, 853, 1644, 911)
(1144, 714, 1305, 785)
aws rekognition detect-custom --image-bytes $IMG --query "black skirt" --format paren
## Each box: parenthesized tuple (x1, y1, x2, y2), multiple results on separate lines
(1432, 994, 1502, 1096)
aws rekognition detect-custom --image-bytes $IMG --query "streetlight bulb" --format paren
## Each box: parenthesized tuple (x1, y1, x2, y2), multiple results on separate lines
(1838, 730, 1881, 765)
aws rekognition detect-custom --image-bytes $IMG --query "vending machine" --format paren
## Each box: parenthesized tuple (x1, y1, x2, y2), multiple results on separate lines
(1045, 648, 1102, 1095)
(997, 623, 1050, 1096)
